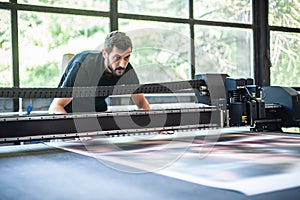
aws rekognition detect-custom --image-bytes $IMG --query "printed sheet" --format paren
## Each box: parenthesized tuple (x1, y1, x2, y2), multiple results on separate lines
(47, 129, 300, 195)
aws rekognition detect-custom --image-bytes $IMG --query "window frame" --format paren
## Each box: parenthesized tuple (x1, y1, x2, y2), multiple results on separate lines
(1, 0, 300, 108)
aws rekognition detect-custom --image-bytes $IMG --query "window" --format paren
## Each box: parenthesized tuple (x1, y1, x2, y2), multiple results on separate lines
(270, 31, 300, 86)
(18, 11, 109, 87)
(269, 0, 300, 87)
(119, 19, 190, 83)
(194, 25, 253, 78)
(193, 0, 253, 79)
(269, 0, 300, 28)
(19, 0, 109, 11)
(0, 0, 255, 88)
(3, 0, 297, 89)
(0, 10, 12, 87)
(119, 0, 189, 18)
(194, 0, 252, 24)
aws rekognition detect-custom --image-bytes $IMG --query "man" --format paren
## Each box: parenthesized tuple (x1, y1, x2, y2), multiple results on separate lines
(49, 31, 150, 114)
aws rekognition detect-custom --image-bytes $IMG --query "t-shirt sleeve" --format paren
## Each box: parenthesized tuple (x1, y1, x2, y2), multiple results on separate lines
(58, 51, 94, 88)
(59, 62, 81, 87)
(60, 62, 93, 88)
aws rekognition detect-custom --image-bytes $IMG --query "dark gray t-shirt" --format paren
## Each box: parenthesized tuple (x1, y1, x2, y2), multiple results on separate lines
(58, 50, 139, 112)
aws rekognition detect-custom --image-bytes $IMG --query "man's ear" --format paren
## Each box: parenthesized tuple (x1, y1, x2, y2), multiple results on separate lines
(102, 49, 108, 58)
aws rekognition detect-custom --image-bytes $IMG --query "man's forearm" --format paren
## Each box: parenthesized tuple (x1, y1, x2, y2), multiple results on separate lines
(132, 94, 150, 110)
(138, 101, 150, 110)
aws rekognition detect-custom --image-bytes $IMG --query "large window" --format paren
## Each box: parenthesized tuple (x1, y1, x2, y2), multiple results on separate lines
(119, 19, 190, 83)
(1, 0, 299, 90)
(18, 11, 109, 87)
(269, 0, 300, 87)
(194, 26, 253, 78)
(193, 0, 253, 78)
(0, 10, 12, 87)
(0, 0, 254, 88)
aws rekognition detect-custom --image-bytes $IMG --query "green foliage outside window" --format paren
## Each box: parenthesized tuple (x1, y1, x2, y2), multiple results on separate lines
(17, 11, 108, 87)
(0, 10, 11, 87)
(0, 0, 299, 87)
(20, 62, 60, 87)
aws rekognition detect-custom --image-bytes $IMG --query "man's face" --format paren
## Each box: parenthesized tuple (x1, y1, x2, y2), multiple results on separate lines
(103, 46, 132, 76)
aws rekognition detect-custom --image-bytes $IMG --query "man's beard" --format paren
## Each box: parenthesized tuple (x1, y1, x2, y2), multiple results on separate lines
(106, 58, 125, 76)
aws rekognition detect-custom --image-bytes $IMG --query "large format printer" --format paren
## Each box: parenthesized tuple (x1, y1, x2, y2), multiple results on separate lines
(0, 74, 300, 200)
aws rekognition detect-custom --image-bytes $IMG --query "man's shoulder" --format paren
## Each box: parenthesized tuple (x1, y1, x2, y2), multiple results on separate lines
(63, 50, 102, 77)
(72, 50, 102, 63)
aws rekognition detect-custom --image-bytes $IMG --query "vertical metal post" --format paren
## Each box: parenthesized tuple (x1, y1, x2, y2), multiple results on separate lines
(110, 0, 118, 31)
(253, 0, 271, 86)
(189, 0, 195, 79)
(10, 0, 20, 111)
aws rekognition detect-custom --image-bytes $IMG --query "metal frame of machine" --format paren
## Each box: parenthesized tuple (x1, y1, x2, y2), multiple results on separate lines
(1, 74, 299, 143)
(195, 73, 300, 132)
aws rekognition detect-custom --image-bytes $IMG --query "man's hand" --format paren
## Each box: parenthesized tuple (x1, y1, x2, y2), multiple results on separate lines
(159, 130, 174, 134)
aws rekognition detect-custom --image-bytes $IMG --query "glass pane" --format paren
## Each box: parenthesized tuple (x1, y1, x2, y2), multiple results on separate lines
(18, 11, 109, 87)
(194, 0, 252, 24)
(0, 10, 12, 87)
(119, 0, 189, 18)
(194, 25, 253, 78)
(119, 19, 191, 83)
(19, 0, 109, 11)
(270, 31, 300, 87)
(269, 0, 300, 28)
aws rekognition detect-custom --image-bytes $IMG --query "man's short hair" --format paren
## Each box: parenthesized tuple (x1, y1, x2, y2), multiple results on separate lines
(104, 31, 132, 54)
